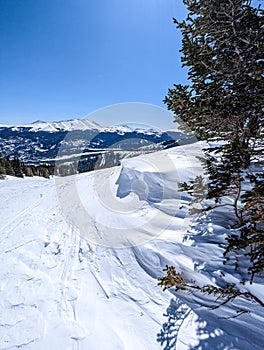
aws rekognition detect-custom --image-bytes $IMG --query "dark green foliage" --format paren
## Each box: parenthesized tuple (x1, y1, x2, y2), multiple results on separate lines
(11, 157, 24, 177)
(225, 173, 264, 282)
(164, 0, 264, 146)
(0, 153, 54, 179)
(0, 154, 15, 176)
(242, 173, 264, 224)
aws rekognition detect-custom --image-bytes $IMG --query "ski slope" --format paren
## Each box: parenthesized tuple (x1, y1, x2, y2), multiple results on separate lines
(0, 143, 263, 350)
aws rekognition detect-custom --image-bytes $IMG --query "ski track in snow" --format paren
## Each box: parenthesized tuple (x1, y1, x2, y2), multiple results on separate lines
(0, 143, 263, 350)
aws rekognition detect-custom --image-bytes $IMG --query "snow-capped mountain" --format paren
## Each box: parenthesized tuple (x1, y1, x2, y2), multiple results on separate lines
(4, 118, 103, 132)
(1, 119, 179, 134)
(0, 118, 186, 166)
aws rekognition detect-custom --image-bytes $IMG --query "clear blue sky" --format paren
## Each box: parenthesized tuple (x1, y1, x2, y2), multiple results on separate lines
(0, 0, 187, 128)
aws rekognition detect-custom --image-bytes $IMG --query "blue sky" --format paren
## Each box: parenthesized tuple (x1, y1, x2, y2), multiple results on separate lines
(0, 0, 187, 129)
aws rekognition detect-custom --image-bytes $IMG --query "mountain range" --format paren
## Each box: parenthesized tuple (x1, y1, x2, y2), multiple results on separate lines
(0, 118, 189, 171)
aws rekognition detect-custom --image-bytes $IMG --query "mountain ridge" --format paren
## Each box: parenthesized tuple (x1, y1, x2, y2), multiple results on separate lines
(0, 118, 102, 132)
(0, 119, 186, 167)
(0, 118, 181, 134)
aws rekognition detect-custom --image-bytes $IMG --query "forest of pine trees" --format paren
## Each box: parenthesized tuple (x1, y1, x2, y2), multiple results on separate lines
(0, 153, 54, 179)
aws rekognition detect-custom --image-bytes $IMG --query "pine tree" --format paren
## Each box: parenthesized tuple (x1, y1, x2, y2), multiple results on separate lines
(165, 0, 263, 153)
(225, 173, 264, 281)
(11, 157, 23, 177)
(23, 166, 34, 177)
(163, 0, 264, 283)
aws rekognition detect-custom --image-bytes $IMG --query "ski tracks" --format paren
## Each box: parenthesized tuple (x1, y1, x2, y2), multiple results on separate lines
(58, 226, 82, 350)
(0, 198, 43, 241)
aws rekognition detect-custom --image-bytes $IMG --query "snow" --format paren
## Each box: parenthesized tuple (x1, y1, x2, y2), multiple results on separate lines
(25, 119, 103, 132)
(107, 123, 165, 135)
(1, 119, 103, 132)
(1, 119, 178, 135)
(0, 142, 263, 349)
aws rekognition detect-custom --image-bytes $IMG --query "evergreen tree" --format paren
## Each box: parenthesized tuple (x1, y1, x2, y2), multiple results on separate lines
(165, 0, 263, 154)
(163, 0, 264, 283)
(11, 157, 24, 177)
(225, 173, 264, 282)
(23, 166, 34, 177)
(4, 156, 15, 176)
(0, 153, 54, 179)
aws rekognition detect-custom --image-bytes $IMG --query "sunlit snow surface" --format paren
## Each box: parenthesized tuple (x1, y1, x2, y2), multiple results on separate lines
(0, 143, 263, 350)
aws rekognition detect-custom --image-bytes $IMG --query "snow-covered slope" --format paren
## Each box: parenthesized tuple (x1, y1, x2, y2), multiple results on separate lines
(0, 143, 263, 350)
(21, 118, 103, 132)
(0, 118, 102, 132)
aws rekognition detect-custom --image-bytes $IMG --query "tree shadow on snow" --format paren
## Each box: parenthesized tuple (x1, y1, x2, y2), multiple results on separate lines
(157, 298, 191, 350)
(157, 298, 242, 350)
(156, 212, 263, 349)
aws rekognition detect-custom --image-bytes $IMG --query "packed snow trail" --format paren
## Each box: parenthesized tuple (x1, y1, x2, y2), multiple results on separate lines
(0, 143, 263, 350)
